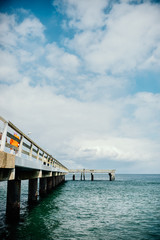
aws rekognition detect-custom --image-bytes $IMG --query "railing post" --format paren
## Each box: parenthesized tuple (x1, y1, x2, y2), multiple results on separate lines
(47, 155, 49, 166)
(42, 152, 45, 165)
(0, 121, 8, 151)
(18, 136, 24, 157)
(37, 148, 39, 161)
(29, 144, 33, 160)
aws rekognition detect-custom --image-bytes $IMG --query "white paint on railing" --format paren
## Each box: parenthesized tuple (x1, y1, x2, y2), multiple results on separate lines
(0, 116, 68, 173)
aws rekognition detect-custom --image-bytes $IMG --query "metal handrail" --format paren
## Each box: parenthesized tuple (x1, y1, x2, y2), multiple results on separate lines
(0, 116, 68, 172)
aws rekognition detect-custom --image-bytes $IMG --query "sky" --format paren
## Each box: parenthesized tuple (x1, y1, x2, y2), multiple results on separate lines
(0, 0, 160, 173)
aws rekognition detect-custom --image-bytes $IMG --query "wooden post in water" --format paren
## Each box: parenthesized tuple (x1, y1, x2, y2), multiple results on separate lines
(47, 177, 53, 192)
(55, 176, 59, 186)
(73, 174, 75, 181)
(91, 173, 94, 181)
(28, 178, 38, 203)
(52, 176, 56, 188)
(80, 173, 82, 181)
(39, 178, 47, 196)
(109, 173, 115, 181)
(6, 179, 21, 221)
(83, 170, 85, 181)
(62, 175, 65, 182)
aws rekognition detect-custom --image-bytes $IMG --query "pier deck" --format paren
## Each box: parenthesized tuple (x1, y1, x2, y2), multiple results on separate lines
(0, 115, 115, 221)
(69, 169, 115, 181)
(0, 116, 68, 221)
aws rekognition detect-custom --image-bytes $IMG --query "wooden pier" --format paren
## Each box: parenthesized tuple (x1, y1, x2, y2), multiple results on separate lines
(0, 116, 116, 222)
(0, 116, 68, 221)
(69, 169, 116, 181)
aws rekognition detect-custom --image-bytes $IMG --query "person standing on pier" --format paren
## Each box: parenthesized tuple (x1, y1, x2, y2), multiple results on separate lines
(10, 132, 20, 154)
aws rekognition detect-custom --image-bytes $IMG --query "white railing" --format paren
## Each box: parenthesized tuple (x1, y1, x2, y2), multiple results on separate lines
(0, 116, 68, 172)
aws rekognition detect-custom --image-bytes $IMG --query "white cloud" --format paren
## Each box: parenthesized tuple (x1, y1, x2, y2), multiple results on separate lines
(0, 80, 160, 171)
(64, 1, 160, 74)
(0, 2, 160, 173)
(0, 49, 21, 83)
(15, 17, 45, 40)
(0, 13, 17, 47)
(46, 43, 80, 73)
(55, 0, 108, 30)
(0, 13, 45, 49)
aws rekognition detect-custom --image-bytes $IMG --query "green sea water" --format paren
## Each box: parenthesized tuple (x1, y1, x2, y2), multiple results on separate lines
(0, 174, 160, 240)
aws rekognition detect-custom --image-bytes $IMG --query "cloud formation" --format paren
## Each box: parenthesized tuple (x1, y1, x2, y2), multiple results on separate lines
(0, 0, 160, 172)
(63, 0, 160, 74)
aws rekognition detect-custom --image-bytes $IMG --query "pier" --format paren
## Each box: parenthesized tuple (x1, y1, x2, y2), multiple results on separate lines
(0, 116, 68, 221)
(0, 116, 116, 221)
(69, 169, 115, 181)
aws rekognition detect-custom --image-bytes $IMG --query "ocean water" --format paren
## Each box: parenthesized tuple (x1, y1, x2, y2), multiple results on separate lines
(0, 174, 160, 240)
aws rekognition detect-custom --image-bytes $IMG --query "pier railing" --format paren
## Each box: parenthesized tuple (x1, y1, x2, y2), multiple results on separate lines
(0, 116, 68, 172)
(69, 169, 116, 181)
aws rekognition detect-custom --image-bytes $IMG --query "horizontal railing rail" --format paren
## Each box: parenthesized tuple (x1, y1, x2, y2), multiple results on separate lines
(69, 169, 116, 173)
(0, 116, 68, 172)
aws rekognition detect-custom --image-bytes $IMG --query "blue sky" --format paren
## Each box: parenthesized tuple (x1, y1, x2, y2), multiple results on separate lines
(0, 0, 160, 173)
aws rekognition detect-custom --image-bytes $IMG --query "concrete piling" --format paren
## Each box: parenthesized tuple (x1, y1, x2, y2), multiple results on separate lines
(28, 178, 38, 203)
(109, 173, 115, 181)
(39, 178, 47, 197)
(80, 173, 82, 181)
(52, 176, 56, 188)
(47, 177, 53, 192)
(6, 179, 21, 221)
(91, 173, 94, 181)
(83, 172, 85, 181)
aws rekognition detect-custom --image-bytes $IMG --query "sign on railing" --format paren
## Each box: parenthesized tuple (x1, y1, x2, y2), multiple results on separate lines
(0, 116, 68, 172)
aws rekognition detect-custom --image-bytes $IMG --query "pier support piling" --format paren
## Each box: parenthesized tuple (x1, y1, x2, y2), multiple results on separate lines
(91, 173, 94, 181)
(80, 173, 82, 181)
(47, 177, 53, 192)
(6, 179, 21, 221)
(39, 178, 47, 197)
(73, 174, 75, 181)
(83, 172, 85, 181)
(109, 173, 115, 181)
(52, 176, 56, 188)
(28, 178, 38, 203)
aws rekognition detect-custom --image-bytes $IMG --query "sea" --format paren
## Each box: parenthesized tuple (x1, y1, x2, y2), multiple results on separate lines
(0, 174, 160, 240)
